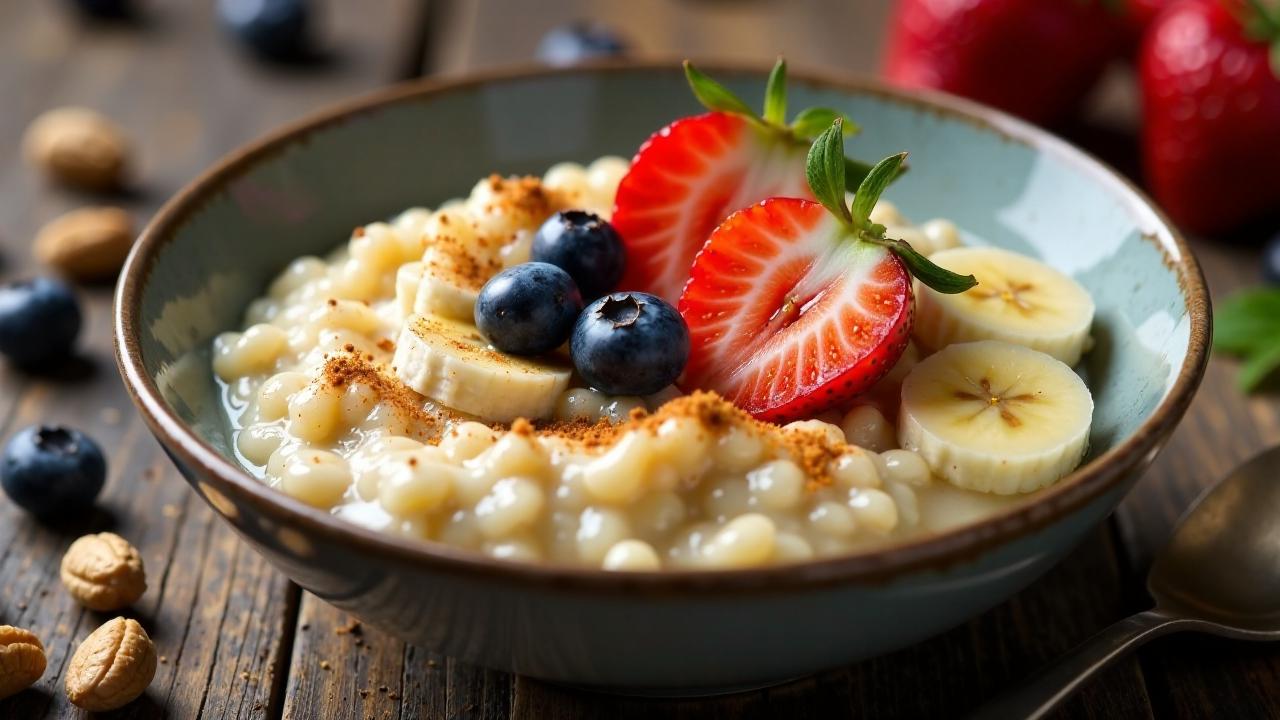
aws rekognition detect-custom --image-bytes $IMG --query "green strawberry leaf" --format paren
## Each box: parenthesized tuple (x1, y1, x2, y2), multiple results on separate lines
(1213, 287, 1280, 391)
(791, 107, 861, 139)
(681, 60, 902, 194)
(684, 61, 757, 118)
(1214, 288, 1280, 354)
(851, 152, 907, 228)
(763, 58, 787, 125)
(874, 235, 978, 294)
(1238, 341, 1280, 391)
(805, 119, 853, 224)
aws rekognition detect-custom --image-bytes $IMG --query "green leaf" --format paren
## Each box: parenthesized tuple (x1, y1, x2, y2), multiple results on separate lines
(1238, 341, 1280, 391)
(1214, 288, 1280, 354)
(851, 152, 907, 228)
(684, 61, 757, 118)
(790, 107, 861, 139)
(1212, 287, 1280, 393)
(874, 235, 978, 294)
(805, 120, 853, 224)
(763, 58, 787, 125)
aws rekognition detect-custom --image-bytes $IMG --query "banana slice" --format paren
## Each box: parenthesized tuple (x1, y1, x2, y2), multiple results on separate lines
(898, 340, 1093, 495)
(914, 246, 1094, 365)
(414, 249, 482, 322)
(393, 313, 571, 422)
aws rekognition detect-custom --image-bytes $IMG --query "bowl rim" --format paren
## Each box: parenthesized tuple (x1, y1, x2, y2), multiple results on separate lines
(114, 60, 1211, 595)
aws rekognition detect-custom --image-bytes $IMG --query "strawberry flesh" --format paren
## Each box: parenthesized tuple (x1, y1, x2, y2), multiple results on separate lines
(612, 112, 812, 304)
(678, 198, 913, 422)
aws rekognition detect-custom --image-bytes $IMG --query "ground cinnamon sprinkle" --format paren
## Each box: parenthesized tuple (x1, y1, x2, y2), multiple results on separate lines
(320, 352, 440, 440)
(419, 175, 579, 291)
(531, 391, 856, 489)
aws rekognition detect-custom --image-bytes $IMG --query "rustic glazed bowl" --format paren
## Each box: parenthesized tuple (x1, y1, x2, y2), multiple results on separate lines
(115, 62, 1209, 693)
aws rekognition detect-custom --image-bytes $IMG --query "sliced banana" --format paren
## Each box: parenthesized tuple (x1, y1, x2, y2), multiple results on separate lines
(898, 340, 1093, 495)
(414, 249, 482, 322)
(914, 246, 1094, 365)
(393, 313, 571, 423)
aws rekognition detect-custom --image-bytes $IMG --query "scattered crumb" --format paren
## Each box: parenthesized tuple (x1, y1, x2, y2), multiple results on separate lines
(159, 656, 168, 664)
(162, 504, 180, 518)
(426, 659, 437, 667)
(17, 602, 26, 610)
(359, 689, 370, 699)
(388, 691, 400, 700)
(240, 671, 250, 681)
(378, 685, 388, 693)
(319, 660, 332, 671)
(300, 623, 310, 631)
(335, 619, 363, 636)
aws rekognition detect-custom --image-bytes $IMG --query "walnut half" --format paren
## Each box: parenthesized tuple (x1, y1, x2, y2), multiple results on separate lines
(0, 625, 47, 700)
(65, 617, 157, 712)
(60, 532, 147, 611)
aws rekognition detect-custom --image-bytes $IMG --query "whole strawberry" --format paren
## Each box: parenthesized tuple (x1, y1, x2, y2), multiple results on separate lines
(1141, 0, 1280, 235)
(883, 0, 1128, 125)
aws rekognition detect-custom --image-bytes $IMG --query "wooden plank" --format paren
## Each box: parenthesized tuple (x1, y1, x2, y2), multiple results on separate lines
(0, 0, 422, 717)
(283, 595, 518, 720)
(424, 0, 894, 76)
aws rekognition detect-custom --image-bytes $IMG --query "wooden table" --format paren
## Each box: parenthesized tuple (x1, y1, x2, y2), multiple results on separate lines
(0, 1, 1276, 717)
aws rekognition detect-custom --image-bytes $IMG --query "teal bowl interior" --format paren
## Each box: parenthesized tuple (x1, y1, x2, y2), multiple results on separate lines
(130, 65, 1199, 477)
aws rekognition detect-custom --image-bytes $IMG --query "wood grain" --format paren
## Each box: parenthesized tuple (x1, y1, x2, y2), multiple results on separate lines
(0, 1, 422, 717)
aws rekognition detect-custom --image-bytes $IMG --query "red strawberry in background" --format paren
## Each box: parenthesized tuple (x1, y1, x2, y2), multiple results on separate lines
(883, 0, 1128, 125)
(613, 60, 885, 303)
(1141, 0, 1280, 235)
(678, 121, 976, 422)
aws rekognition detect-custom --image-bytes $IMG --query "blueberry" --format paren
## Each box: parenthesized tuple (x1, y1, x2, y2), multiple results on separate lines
(218, 0, 311, 61)
(536, 22, 627, 66)
(475, 262, 584, 356)
(1264, 233, 1280, 284)
(532, 211, 626, 300)
(1, 426, 106, 518)
(571, 292, 689, 396)
(0, 278, 81, 368)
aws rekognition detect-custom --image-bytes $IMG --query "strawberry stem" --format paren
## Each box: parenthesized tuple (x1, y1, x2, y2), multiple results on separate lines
(806, 120, 978, 295)
(763, 58, 788, 125)
(683, 59, 897, 192)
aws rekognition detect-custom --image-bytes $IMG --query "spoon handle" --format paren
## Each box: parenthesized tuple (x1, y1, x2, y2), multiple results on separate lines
(972, 609, 1191, 719)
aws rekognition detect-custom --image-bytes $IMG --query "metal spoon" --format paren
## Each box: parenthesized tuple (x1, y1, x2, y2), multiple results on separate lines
(975, 446, 1280, 719)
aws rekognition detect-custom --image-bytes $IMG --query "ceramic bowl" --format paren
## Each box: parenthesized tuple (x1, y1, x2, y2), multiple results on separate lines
(114, 62, 1209, 694)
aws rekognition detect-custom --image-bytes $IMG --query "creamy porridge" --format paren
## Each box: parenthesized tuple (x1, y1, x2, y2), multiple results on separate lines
(212, 65, 1097, 570)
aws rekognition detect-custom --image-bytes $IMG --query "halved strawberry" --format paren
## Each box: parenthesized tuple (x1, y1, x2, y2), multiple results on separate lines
(613, 59, 882, 304)
(678, 121, 977, 422)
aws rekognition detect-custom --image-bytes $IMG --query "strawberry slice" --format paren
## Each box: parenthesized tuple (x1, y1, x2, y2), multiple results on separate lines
(678, 121, 977, 422)
(613, 59, 882, 304)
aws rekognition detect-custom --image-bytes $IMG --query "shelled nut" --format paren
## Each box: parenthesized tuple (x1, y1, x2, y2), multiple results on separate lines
(23, 107, 130, 191)
(34, 207, 135, 281)
(65, 617, 157, 712)
(0, 625, 46, 700)
(60, 532, 147, 611)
